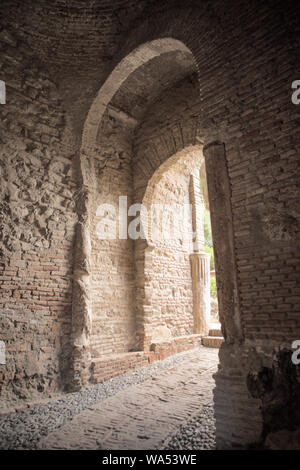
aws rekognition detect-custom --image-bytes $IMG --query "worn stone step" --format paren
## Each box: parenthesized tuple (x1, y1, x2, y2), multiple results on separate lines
(209, 328, 222, 337)
(202, 336, 224, 348)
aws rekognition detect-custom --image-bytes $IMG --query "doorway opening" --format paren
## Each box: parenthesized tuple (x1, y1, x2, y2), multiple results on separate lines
(73, 39, 227, 387)
(137, 146, 221, 352)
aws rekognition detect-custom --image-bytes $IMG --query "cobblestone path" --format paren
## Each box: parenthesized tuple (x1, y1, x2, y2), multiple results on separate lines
(38, 347, 218, 450)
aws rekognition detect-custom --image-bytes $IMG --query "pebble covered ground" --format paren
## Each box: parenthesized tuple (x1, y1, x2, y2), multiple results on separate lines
(0, 347, 216, 450)
(164, 404, 216, 450)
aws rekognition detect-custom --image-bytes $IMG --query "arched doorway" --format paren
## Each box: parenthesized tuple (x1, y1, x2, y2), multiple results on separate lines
(136, 145, 218, 351)
(70, 33, 246, 450)
(71, 38, 199, 376)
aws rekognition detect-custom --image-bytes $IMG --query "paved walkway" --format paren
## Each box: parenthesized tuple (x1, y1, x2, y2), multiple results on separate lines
(38, 347, 218, 450)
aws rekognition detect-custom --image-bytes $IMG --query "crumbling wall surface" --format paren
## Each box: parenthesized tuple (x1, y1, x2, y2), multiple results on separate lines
(215, 343, 300, 449)
(0, 27, 77, 407)
(247, 348, 300, 447)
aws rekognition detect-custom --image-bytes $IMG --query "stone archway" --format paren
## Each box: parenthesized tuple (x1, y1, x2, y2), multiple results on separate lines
(70, 38, 198, 388)
(135, 144, 210, 350)
(70, 37, 243, 381)
(81, 39, 196, 153)
(70, 31, 246, 451)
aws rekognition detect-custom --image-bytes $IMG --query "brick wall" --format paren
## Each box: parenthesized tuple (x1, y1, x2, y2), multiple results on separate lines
(0, 27, 77, 406)
(90, 334, 202, 384)
(89, 102, 204, 355)
(90, 109, 137, 356)
(134, 147, 203, 347)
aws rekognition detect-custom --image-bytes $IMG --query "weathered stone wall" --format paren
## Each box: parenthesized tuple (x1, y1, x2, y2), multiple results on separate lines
(0, 27, 77, 406)
(90, 110, 137, 357)
(140, 156, 196, 344)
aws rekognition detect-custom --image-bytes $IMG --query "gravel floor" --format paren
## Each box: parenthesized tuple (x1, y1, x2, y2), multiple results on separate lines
(164, 404, 216, 450)
(0, 347, 216, 450)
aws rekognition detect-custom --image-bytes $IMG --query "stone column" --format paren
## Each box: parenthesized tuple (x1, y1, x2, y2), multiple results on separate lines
(189, 170, 205, 252)
(189, 170, 210, 335)
(203, 142, 246, 450)
(202, 141, 242, 342)
(190, 251, 210, 335)
(69, 152, 96, 391)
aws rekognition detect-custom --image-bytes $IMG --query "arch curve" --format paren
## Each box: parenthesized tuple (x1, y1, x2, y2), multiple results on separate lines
(81, 38, 196, 153)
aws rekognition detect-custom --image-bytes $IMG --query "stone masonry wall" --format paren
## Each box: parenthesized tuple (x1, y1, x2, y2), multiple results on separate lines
(142, 159, 195, 343)
(0, 27, 77, 407)
(89, 109, 137, 357)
